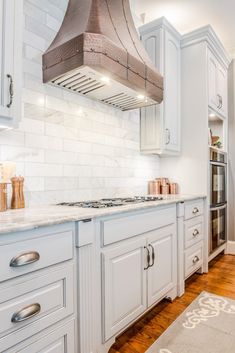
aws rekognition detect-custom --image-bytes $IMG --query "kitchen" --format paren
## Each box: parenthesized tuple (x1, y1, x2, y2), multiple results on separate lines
(0, 0, 234, 352)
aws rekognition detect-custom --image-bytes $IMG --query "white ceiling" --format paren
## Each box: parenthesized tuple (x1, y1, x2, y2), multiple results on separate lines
(131, 0, 235, 57)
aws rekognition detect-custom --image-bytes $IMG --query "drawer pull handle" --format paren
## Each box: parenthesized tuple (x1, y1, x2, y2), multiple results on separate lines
(148, 244, 155, 267)
(144, 246, 150, 270)
(192, 207, 199, 214)
(11, 303, 41, 323)
(6, 74, 14, 108)
(10, 251, 40, 267)
(192, 255, 200, 264)
(193, 229, 199, 237)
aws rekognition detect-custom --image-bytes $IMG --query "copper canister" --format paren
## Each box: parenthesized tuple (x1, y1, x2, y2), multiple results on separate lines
(169, 183, 178, 194)
(161, 184, 170, 195)
(0, 183, 7, 212)
(153, 180, 161, 194)
(160, 178, 169, 186)
(148, 180, 161, 195)
(148, 181, 154, 195)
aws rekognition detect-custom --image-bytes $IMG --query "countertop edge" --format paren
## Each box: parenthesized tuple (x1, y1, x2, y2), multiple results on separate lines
(0, 195, 207, 235)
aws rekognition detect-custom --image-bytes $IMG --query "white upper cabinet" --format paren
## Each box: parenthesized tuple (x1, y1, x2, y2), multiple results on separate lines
(0, 0, 22, 130)
(208, 49, 228, 118)
(140, 18, 181, 155)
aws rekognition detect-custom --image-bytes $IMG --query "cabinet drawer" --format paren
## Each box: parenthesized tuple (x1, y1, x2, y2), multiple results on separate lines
(5, 320, 75, 353)
(184, 216, 203, 249)
(0, 229, 73, 282)
(101, 205, 176, 246)
(0, 263, 74, 351)
(184, 199, 204, 220)
(184, 242, 203, 279)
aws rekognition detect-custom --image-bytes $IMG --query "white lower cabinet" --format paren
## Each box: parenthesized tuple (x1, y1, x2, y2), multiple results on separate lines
(0, 223, 76, 353)
(102, 238, 147, 341)
(5, 320, 75, 353)
(177, 198, 205, 297)
(0, 263, 74, 351)
(102, 215, 177, 342)
(147, 224, 176, 307)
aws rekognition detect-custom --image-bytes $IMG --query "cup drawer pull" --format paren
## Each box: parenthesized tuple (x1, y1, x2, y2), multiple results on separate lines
(192, 207, 199, 214)
(10, 251, 40, 267)
(193, 229, 199, 237)
(11, 303, 41, 323)
(192, 255, 200, 264)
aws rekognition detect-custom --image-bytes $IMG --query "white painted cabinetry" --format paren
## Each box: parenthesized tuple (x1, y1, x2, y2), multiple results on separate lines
(147, 224, 176, 307)
(102, 238, 147, 341)
(177, 199, 205, 296)
(101, 206, 177, 342)
(140, 17, 181, 155)
(0, 0, 22, 130)
(0, 223, 76, 352)
(208, 49, 228, 117)
(0, 199, 206, 353)
(5, 320, 75, 353)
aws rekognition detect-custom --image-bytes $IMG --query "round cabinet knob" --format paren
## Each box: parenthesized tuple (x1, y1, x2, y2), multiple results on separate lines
(192, 207, 199, 214)
(193, 229, 199, 237)
(192, 255, 200, 264)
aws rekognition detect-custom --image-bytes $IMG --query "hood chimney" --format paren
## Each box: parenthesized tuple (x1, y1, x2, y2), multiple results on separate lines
(43, 0, 163, 111)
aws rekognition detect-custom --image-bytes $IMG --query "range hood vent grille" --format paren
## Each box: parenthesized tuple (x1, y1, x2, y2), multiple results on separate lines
(43, 0, 163, 110)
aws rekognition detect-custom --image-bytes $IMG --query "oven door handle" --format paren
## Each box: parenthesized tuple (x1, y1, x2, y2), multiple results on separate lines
(210, 204, 227, 211)
(210, 161, 226, 167)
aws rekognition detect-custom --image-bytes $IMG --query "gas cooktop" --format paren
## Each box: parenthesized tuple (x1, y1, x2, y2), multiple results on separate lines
(58, 196, 163, 209)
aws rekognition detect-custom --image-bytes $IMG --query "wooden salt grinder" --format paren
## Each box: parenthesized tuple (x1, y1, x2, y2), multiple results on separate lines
(11, 177, 21, 209)
(19, 176, 25, 208)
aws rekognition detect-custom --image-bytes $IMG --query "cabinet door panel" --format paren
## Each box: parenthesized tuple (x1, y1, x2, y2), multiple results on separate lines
(140, 29, 163, 153)
(140, 105, 162, 152)
(142, 29, 163, 73)
(164, 31, 181, 152)
(5, 320, 75, 353)
(140, 23, 181, 155)
(217, 63, 227, 117)
(102, 238, 147, 341)
(147, 224, 177, 307)
(0, 0, 14, 119)
(0, 0, 22, 128)
(208, 51, 218, 111)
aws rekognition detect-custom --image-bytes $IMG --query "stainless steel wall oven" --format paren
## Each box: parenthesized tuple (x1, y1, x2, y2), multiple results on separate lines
(209, 148, 227, 255)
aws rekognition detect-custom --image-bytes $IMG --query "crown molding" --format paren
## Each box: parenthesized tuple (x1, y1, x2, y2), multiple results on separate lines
(181, 25, 231, 68)
(139, 16, 181, 41)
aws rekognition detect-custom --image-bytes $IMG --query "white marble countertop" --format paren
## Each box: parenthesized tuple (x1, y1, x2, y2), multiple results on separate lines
(0, 194, 206, 235)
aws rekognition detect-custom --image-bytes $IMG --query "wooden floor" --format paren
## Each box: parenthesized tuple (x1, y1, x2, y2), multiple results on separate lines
(109, 254, 235, 353)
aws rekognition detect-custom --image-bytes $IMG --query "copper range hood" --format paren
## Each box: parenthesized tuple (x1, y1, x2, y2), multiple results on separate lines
(43, 0, 163, 111)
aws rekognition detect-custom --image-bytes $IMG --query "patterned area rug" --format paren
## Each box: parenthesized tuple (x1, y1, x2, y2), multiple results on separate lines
(146, 292, 235, 353)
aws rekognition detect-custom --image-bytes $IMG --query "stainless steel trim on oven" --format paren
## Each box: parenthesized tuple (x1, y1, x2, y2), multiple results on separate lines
(210, 151, 227, 207)
(209, 203, 227, 255)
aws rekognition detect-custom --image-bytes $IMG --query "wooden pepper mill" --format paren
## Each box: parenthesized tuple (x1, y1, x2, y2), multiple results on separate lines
(19, 176, 25, 208)
(11, 176, 25, 209)
(0, 183, 7, 212)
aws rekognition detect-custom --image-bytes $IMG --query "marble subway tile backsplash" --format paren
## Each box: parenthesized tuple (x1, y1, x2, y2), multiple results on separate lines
(0, 0, 160, 206)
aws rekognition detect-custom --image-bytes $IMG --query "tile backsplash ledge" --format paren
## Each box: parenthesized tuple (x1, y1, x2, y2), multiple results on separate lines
(0, 0, 160, 206)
